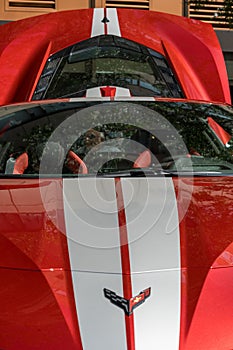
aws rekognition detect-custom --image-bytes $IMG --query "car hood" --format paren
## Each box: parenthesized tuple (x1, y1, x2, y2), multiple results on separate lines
(0, 176, 233, 349)
(0, 177, 181, 272)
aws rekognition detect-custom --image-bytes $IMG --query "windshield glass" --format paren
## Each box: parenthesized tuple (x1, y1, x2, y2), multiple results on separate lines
(32, 35, 183, 100)
(0, 101, 233, 177)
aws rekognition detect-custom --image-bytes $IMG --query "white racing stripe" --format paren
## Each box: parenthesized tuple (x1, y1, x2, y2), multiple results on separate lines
(69, 271, 127, 349)
(91, 8, 121, 37)
(106, 8, 121, 36)
(132, 270, 180, 349)
(121, 177, 181, 350)
(114, 96, 156, 101)
(91, 8, 104, 37)
(63, 177, 181, 349)
(69, 96, 155, 102)
(63, 178, 127, 349)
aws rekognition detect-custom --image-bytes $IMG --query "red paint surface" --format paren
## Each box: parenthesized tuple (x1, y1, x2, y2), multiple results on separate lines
(0, 9, 230, 105)
(173, 177, 233, 349)
(0, 9, 93, 105)
(1, 175, 233, 348)
(115, 178, 135, 350)
(116, 9, 230, 104)
(0, 178, 83, 349)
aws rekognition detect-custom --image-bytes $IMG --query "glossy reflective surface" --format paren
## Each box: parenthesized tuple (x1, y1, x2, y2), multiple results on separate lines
(0, 100, 233, 176)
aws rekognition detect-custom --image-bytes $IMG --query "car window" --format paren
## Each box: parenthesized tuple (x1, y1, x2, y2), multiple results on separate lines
(0, 101, 233, 177)
(32, 35, 183, 100)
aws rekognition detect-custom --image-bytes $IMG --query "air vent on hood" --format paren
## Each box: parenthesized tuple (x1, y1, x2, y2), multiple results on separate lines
(105, 0, 149, 9)
(7, 0, 56, 9)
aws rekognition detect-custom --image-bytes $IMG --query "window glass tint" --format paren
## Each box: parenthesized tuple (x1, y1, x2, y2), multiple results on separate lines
(32, 35, 183, 100)
(0, 101, 233, 177)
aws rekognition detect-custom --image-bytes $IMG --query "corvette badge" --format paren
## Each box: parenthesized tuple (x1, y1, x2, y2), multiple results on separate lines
(103, 287, 151, 316)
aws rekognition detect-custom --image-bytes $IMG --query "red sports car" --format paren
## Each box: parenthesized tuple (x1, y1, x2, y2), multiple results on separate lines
(0, 8, 232, 350)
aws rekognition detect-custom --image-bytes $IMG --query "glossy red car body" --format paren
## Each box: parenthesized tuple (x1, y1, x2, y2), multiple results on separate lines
(0, 8, 231, 105)
(1, 165, 233, 349)
(0, 8, 233, 350)
(0, 96, 233, 350)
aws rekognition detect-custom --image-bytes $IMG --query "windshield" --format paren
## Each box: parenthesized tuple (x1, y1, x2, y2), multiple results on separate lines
(0, 101, 233, 177)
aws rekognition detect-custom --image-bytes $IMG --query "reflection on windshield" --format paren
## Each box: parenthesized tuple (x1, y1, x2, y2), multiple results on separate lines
(0, 101, 233, 177)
